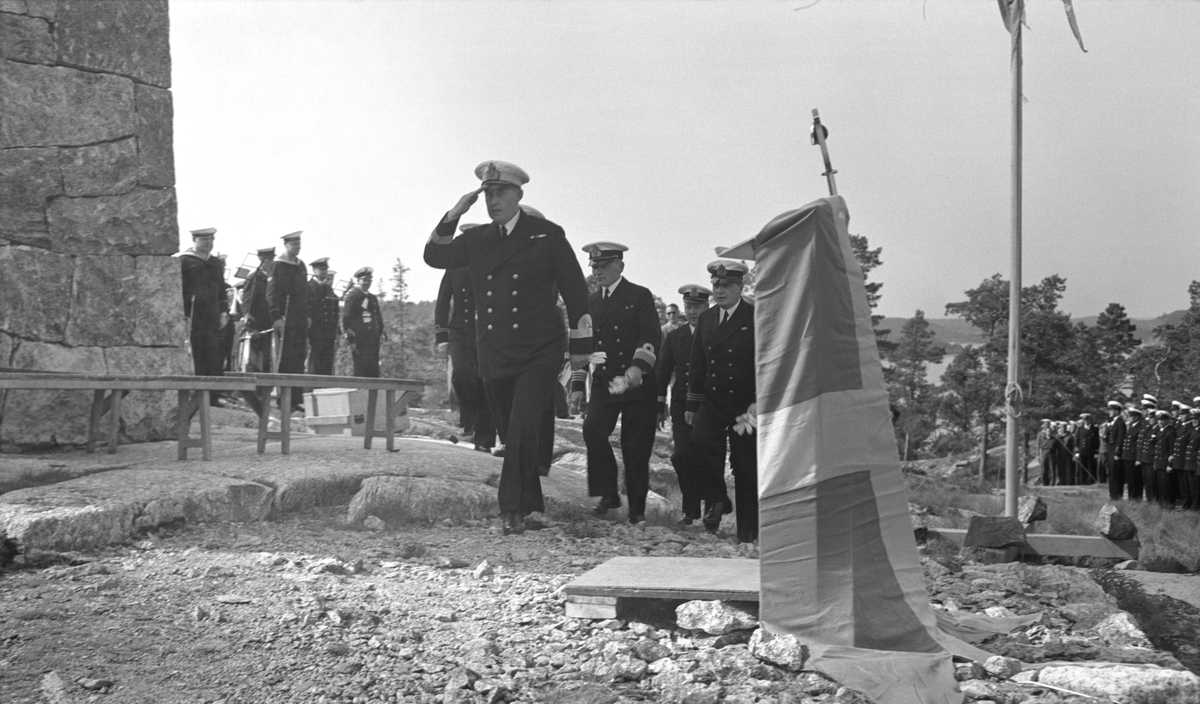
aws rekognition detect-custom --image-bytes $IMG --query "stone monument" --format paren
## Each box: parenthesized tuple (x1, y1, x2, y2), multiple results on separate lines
(1, 0, 188, 448)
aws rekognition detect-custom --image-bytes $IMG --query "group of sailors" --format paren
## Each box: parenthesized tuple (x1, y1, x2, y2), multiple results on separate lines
(1039, 394, 1200, 510)
(179, 229, 385, 412)
(428, 160, 760, 541)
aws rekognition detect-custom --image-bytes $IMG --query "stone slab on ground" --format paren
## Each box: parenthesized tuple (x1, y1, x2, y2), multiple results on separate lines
(0, 468, 273, 551)
(564, 556, 759, 601)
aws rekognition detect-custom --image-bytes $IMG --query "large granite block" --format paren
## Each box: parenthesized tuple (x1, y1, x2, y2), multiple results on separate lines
(60, 137, 139, 196)
(135, 83, 173, 187)
(0, 61, 135, 148)
(105, 345, 190, 442)
(56, 0, 170, 88)
(47, 187, 178, 255)
(0, 245, 72, 341)
(64, 255, 137, 346)
(25, 1, 57, 21)
(0, 11, 54, 64)
(0, 147, 62, 248)
(133, 255, 187, 346)
(1, 340, 106, 446)
(0, 1, 28, 14)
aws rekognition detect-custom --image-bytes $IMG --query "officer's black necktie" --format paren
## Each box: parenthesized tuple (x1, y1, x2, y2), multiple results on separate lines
(721, 310, 729, 326)
(603, 288, 609, 302)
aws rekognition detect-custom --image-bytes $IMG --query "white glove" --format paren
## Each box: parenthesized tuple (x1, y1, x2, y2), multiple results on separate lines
(608, 376, 628, 395)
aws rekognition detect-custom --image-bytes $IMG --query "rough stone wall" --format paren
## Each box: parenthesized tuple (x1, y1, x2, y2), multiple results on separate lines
(0, 0, 188, 449)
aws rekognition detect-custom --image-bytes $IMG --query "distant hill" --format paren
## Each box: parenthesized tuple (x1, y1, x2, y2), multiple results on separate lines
(879, 310, 1188, 348)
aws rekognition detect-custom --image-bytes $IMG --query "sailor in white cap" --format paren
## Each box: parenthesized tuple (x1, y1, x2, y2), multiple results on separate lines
(1183, 407, 1200, 510)
(569, 241, 661, 524)
(181, 228, 230, 405)
(1168, 404, 1193, 508)
(657, 284, 712, 525)
(686, 259, 758, 541)
(242, 246, 278, 384)
(267, 231, 309, 412)
(1123, 405, 1147, 500)
(425, 161, 593, 535)
(343, 267, 384, 377)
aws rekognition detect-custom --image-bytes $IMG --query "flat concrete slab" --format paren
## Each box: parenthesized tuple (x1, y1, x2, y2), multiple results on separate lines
(564, 556, 759, 601)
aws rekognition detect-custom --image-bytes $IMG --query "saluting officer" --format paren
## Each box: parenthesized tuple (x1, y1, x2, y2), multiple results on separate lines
(180, 228, 229, 406)
(268, 232, 309, 412)
(657, 285, 711, 525)
(1122, 406, 1145, 500)
(424, 160, 593, 535)
(686, 259, 758, 543)
(435, 247, 496, 452)
(1104, 400, 1128, 500)
(242, 246, 276, 373)
(343, 267, 384, 378)
(306, 258, 340, 376)
(570, 242, 661, 524)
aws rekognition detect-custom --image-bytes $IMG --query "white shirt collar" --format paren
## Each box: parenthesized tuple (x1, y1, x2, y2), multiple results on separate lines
(719, 299, 740, 321)
(603, 277, 624, 297)
(501, 209, 521, 235)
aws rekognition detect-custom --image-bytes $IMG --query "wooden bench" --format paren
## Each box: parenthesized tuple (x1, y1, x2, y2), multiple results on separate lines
(0, 372, 259, 461)
(226, 373, 425, 455)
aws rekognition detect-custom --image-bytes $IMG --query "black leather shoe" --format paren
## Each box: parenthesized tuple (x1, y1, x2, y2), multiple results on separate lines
(593, 495, 621, 515)
(491, 445, 505, 458)
(502, 512, 525, 535)
(523, 515, 548, 531)
(628, 514, 645, 525)
(474, 444, 493, 453)
(703, 500, 729, 533)
(678, 516, 695, 527)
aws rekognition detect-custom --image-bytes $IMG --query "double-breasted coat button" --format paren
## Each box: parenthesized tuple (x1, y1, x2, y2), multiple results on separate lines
(487, 324, 493, 330)
(487, 275, 493, 280)
(512, 308, 518, 313)
(513, 323, 519, 329)
(487, 308, 493, 313)
(487, 291, 492, 296)
(512, 274, 519, 279)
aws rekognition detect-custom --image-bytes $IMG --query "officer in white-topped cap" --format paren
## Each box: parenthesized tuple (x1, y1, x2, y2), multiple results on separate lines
(1123, 405, 1146, 500)
(1074, 412, 1099, 484)
(267, 231, 309, 412)
(425, 161, 593, 535)
(569, 241, 661, 524)
(687, 259, 758, 542)
(1183, 407, 1200, 510)
(343, 267, 384, 377)
(657, 284, 712, 525)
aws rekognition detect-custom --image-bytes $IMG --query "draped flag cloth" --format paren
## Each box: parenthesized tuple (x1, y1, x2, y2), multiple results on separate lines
(748, 196, 993, 704)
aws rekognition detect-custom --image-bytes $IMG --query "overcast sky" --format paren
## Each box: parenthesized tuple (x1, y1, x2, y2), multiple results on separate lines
(170, 0, 1199, 321)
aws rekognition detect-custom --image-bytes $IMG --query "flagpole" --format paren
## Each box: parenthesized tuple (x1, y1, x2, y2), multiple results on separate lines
(1004, 16, 1023, 519)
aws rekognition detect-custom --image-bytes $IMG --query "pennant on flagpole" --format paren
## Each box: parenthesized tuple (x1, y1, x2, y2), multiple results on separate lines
(998, 0, 1086, 52)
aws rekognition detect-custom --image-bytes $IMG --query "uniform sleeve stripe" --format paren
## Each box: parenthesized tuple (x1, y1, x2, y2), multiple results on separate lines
(428, 229, 453, 245)
(570, 313, 593, 339)
(687, 393, 705, 402)
(633, 345, 656, 366)
(657, 395, 667, 403)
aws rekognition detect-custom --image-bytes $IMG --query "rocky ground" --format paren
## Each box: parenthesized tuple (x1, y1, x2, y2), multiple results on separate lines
(3, 408, 1200, 703)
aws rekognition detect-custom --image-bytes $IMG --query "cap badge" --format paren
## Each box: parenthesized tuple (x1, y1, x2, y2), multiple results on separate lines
(716, 265, 727, 277)
(485, 163, 500, 181)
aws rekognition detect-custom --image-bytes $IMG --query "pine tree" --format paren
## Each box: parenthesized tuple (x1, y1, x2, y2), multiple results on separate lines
(889, 310, 945, 459)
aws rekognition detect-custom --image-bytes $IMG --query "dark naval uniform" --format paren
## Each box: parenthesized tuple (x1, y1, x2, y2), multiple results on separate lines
(1074, 418, 1099, 484)
(180, 250, 229, 378)
(1105, 412, 1128, 500)
(688, 299, 757, 542)
(573, 278, 662, 521)
(1152, 418, 1175, 507)
(343, 285, 383, 377)
(1169, 418, 1191, 508)
(425, 209, 592, 519)
(1137, 414, 1158, 502)
(1121, 412, 1145, 500)
(436, 267, 495, 449)
(1183, 416, 1200, 510)
(307, 277, 340, 376)
(242, 265, 274, 372)
(267, 255, 309, 410)
(659, 320, 701, 520)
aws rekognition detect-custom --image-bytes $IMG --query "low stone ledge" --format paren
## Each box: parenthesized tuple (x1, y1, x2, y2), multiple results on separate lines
(0, 468, 274, 551)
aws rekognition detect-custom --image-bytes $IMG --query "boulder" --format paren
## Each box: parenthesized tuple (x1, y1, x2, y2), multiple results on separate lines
(0, 62, 135, 148)
(47, 188, 178, 255)
(0, 147, 62, 247)
(963, 516, 1027, 549)
(1058, 601, 1120, 631)
(55, 0, 172, 88)
(1017, 495, 1047, 524)
(1036, 664, 1200, 703)
(1090, 611, 1152, 649)
(346, 475, 498, 526)
(60, 138, 140, 196)
(748, 628, 807, 671)
(1095, 503, 1138, 540)
(25, 1, 58, 21)
(982, 655, 1023, 679)
(675, 600, 758, 635)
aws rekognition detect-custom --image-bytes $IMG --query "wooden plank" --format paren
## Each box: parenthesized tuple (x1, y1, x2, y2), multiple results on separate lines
(237, 372, 425, 392)
(87, 389, 104, 454)
(566, 600, 618, 620)
(927, 528, 1139, 560)
(364, 389, 378, 450)
(385, 390, 396, 451)
(198, 390, 212, 461)
(0, 375, 257, 391)
(563, 557, 759, 601)
(279, 388, 292, 455)
(256, 387, 271, 454)
(107, 388, 122, 454)
(177, 390, 190, 460)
